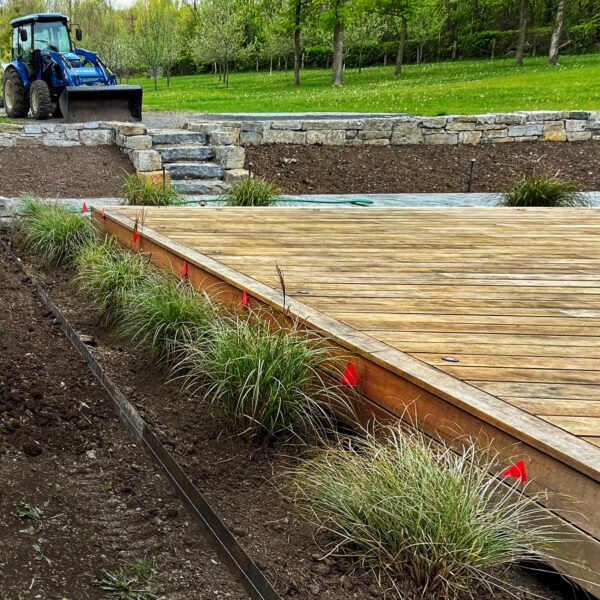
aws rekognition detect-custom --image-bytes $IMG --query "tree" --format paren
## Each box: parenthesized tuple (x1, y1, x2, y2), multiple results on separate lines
(364, 0, 411, 76)
(548, 0, 567, 65)
(134, 0, 180, 90)
(287, 0, 312, 85)
(515, 0, 529, 66)
(194, 0, 246, 86)
(318, 0, 351, 85)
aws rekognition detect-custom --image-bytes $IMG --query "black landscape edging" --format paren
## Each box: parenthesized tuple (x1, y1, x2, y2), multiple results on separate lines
(1, 239, 282, 600)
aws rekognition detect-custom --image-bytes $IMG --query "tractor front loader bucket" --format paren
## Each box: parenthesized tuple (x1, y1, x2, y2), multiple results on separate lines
(59, 85, 143, 123)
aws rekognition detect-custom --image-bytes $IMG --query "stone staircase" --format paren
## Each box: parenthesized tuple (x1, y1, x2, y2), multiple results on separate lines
(148, 129, 228, 195)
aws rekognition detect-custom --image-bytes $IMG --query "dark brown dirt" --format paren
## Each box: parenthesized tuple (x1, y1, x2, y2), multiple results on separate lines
(0, 241, 245, 599)
(0, 146, 133, 199)
(246, 141, 600, 194)
(1, 233, 586, 600)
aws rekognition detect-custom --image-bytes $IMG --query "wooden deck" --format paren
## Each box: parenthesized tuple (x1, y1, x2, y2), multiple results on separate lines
(96, 206, 600, 595)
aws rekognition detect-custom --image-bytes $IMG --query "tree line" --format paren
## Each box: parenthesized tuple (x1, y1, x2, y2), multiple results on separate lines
(1, 0, 598, 88)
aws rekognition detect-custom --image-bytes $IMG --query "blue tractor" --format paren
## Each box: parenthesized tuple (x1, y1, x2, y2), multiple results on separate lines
(2, 13, 142, 122)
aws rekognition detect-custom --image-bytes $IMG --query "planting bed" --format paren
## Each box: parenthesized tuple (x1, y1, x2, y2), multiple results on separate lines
(0, 241, 245, 599)
(0, 146, 133, 198)
(1, 232, 585, 600)
(246, 141, 600, 194)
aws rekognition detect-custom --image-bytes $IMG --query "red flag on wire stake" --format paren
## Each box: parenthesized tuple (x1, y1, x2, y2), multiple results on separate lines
(82, 202, 88, 213)
(501, 460, 528, 482)
(241, 289, 249, 307)
(341, 362, 360, 387)
(182, 260, 188, 278)
(101, 207, 106, 220)
(133, 229, 139, 242)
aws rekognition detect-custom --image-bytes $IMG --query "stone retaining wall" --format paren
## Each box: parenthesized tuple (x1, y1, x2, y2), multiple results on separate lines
(187, 110, 600, 147)
(0, 121, 117, 147)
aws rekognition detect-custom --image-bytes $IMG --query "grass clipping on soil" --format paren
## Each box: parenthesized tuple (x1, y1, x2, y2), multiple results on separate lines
(292, 424, 566, 600)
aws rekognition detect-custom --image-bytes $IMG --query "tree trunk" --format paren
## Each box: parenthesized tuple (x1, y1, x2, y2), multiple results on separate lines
(166, 67, 171, 86)
(270, 57, 273, 75)
(256, 57, 259, 71)
(153, 75, 158, 91)
(515, 0, 529, 66)
(548, 0, 566, 65)
(332, 20, 344, 85)
(284, 56, 288, 74)
(293, 0, 302, 85)
(395, 16, 407, 77)
(358, 41, 363, 74)
(383, 52, 387, 66)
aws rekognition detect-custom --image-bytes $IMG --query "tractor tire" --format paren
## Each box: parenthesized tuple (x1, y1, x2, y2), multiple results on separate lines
(2, 69, 29, 118)
(30, 81, 53, 120)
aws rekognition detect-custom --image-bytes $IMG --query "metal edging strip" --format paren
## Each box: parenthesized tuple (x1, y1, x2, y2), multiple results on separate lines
(1, 240, 282, 600)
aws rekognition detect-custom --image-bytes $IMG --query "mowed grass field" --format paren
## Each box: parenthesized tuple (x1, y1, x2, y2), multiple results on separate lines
(134, 54, 600, 115)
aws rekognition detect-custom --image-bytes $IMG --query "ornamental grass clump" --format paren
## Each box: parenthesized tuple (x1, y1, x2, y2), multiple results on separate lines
(221, 177, 279, 207)
(180, 315, 338, 442)
(18, 196, 95, 266)
(119, 271, 217, 363)
(498, 175, 590, 207)
(74, 236, 154, 324)
(293, 425, 563, 600)
(123, 174, 183, 207)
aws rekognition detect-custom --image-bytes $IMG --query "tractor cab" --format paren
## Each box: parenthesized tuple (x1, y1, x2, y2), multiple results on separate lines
(3, 13, 142, 122)
(11, 14, 76, 76)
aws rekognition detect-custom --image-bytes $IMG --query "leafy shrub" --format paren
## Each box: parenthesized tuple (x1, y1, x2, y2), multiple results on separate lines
(292, 425, 563, 599)
(18, 196, 95, 266)
(180, 315, 338, 441)
(498, 175, 590, 207)
(123, 174, 183, 207)
(74, 237, 154, 324)
(119, 271, 216, 362)
(221, 177, 279, 207)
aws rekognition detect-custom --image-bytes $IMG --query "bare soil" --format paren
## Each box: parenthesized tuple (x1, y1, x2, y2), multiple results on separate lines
(0, 146, 133, 198)
(0, 240, 245, 599)
(246, 141, 600, 194)
(1, 233, 586, 600)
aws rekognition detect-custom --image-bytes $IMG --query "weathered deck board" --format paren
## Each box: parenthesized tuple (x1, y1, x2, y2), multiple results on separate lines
(96, 206, 600, 595)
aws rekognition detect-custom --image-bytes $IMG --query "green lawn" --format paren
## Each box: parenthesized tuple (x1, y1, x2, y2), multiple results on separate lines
(133, 54, 600, 115)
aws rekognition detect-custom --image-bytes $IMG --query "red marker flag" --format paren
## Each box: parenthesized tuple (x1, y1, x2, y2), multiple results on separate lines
(101, 207, 106, 220)
(132, 229, 139, 242)
(501, 460, 528, 482)
(341, 362, 360, 387)
(181, 259, 188, 278)
(82, 202, 88, 213)
(241, 289, 249, 306)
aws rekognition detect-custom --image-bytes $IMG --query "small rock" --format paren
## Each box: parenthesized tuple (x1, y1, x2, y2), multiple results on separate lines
(22, 442, 42, 456)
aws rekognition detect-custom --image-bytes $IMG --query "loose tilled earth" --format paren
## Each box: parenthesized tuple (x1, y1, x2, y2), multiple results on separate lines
(0, 232, 588, 600)
(0, 146, 133, 199)
(246, 141, 600, 194)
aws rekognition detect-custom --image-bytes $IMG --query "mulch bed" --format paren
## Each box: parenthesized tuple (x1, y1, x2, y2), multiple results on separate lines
(0, 146, 133, 198)
(246, 141, 600, 194)
(1, 233, 582, 600)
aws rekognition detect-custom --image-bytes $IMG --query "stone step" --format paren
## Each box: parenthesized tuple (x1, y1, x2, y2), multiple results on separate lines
(149, 129, 207, 145)
(171, 179, 228, 195)
(156, 145, 214, 163)
(164, 162, 224, 180)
